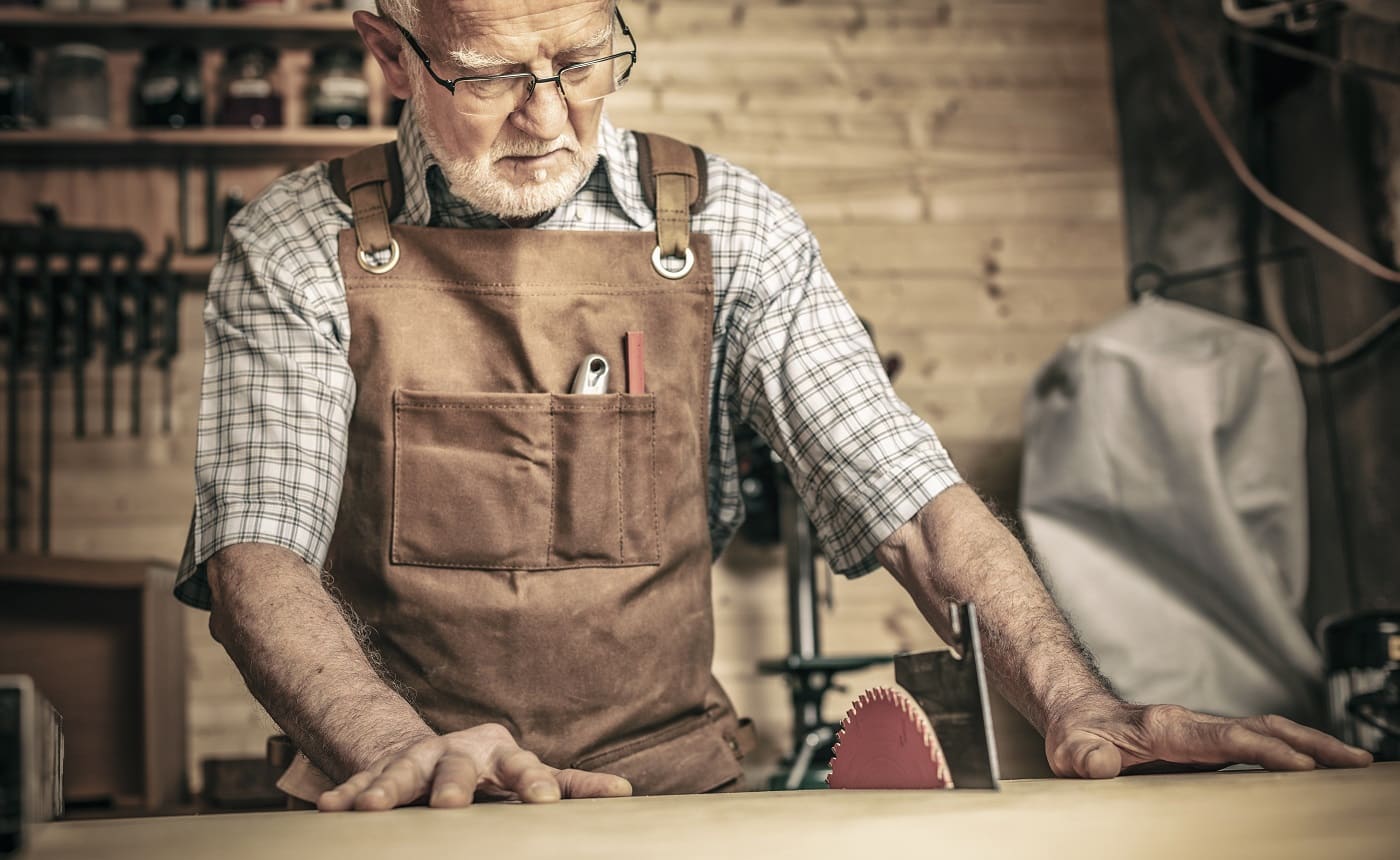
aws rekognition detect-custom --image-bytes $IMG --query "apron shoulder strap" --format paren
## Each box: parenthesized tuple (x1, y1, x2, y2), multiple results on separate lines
(633, 132, 707, 216)
(328, 141, 405, 272)
(633, 132, 707, 276)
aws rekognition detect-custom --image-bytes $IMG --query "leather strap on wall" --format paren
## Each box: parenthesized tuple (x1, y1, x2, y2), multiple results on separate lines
(635, 133, 706, 259)
(328, 142, 404, 258)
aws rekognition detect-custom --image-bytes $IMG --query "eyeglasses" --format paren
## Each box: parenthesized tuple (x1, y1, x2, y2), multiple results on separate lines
(392, 8, 637, 118)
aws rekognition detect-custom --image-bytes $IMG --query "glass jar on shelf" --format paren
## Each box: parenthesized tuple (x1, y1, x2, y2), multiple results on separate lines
(0, 42, 38, 131)
(308, 44, 369, 128)
(136, 44, 204, 129)
(218, 44, 283, 129)
(42, 43, 109, 130)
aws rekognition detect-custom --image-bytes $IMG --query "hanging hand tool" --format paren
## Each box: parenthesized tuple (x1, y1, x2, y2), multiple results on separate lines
(156, 239, 179, 434)
(36, 246, 54, 553)
(67, 248, 89, 439)
(0, 207, 161, 552)
(2, 237, 21, 551)
(127, 248, 148, 437)
(102, 250, 121, 437)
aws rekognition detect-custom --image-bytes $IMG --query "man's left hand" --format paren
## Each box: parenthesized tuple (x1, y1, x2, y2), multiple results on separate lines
(1045, 702, 1374, 778)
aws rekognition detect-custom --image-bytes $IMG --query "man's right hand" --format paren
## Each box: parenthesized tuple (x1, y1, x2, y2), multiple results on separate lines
(316, 723, 633, 811)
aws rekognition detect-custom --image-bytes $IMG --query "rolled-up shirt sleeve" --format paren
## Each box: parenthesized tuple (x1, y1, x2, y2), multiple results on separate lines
(731, 191, 962, 578)
(175, 174, 355, 610)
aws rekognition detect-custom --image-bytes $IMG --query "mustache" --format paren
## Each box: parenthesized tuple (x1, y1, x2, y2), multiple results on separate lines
(492, 138, 580, 159)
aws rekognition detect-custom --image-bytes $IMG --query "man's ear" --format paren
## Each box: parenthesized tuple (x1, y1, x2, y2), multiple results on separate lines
(354, 10, 413, 101)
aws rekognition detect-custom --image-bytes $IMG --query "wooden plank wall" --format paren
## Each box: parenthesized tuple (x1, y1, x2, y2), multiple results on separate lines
(1, 0, 1126, 793)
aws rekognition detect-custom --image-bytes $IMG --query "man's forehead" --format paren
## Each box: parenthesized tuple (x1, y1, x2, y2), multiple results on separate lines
(429, 0, 612, 45)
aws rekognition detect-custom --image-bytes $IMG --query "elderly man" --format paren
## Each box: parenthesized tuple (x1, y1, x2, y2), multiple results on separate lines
(177, 0, 1371, 811)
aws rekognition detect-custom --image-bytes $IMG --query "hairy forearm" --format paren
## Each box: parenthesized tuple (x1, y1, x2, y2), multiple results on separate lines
(206, 542, 433, 782)
(875, 483, 1119, 733)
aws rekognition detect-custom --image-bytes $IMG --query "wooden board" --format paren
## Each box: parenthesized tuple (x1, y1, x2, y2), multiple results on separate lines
(26, 764, 1400, 859)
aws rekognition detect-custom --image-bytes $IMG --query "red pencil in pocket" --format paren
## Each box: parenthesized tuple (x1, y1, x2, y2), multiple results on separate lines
(625, 331, 646, 394)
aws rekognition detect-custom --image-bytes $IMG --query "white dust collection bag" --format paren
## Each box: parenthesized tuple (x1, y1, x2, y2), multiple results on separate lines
(1021, 295, 1323, 721)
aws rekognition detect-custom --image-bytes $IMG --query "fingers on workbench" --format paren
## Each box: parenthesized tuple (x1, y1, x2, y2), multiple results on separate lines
(429, 752, 482, 808)
(495, 748, 565, 803)
(355, 753, 435, 810)
(1242, 715, 1374, 769)
(554, 768, 634, 799)
(317, 770, 379, 812)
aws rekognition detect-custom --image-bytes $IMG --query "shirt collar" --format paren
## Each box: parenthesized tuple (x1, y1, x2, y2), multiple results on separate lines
(596, 115, 652, 228)
(393, 101, 652, 230)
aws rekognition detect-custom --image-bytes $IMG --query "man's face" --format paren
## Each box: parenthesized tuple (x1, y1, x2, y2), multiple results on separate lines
(405, 0, 614, 220)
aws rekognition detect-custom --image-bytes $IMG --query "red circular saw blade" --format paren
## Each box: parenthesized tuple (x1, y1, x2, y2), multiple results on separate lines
(827, 686, 954, 790)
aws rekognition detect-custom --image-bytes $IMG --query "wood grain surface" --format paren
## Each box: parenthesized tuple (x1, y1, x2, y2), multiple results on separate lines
(28, 763, 1400, 860)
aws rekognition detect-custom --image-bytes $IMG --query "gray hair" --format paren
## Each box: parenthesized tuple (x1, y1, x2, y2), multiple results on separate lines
(378, 0, 617, 40)
(376, 0, 421, 32)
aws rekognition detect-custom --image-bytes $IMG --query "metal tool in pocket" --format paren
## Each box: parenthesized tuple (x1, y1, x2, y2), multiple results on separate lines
(570, 354, 610, 394)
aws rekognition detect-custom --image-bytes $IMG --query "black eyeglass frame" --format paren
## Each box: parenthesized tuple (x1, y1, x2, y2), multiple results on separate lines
(390, 7, 637, 114)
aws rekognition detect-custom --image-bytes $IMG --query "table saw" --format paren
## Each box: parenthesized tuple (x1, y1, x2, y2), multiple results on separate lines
(24, 763, 1399, 860)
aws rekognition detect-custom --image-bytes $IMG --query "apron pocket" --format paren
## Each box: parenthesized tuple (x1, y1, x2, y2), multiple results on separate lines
(392, 389, 659, 570)
(392, 389, 554, 568)
(550, 392, 660, 567)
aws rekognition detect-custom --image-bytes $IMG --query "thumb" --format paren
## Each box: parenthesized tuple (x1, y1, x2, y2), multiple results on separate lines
(1051, 732, 1124, 779)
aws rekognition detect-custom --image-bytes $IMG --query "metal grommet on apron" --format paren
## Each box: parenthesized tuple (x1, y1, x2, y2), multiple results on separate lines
(356, 238, 400, 274)
(651, 245, 694, 280)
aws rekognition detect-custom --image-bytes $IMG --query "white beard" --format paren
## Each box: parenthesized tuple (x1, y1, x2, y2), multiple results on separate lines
(409, 67, 599, 220)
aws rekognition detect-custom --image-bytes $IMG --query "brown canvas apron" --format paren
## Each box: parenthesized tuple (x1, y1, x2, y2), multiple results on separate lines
(275, 134, 755, 804)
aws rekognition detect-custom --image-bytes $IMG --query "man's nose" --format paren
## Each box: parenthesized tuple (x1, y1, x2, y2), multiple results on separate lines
(510, 77, 569, 140)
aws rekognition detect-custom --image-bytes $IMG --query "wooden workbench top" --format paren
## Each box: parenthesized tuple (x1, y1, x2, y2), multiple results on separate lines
(28, 763, 1399, 860)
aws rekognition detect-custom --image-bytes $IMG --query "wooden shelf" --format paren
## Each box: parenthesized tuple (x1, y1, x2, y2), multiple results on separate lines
(0, 126, 394, 152)
(0, 8, 357, 33)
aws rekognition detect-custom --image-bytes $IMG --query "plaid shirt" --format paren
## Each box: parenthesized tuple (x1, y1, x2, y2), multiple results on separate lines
(176, 105, 962, 609)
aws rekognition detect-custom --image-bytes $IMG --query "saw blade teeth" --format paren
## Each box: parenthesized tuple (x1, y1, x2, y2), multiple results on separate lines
(827, 684, 961, 791)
